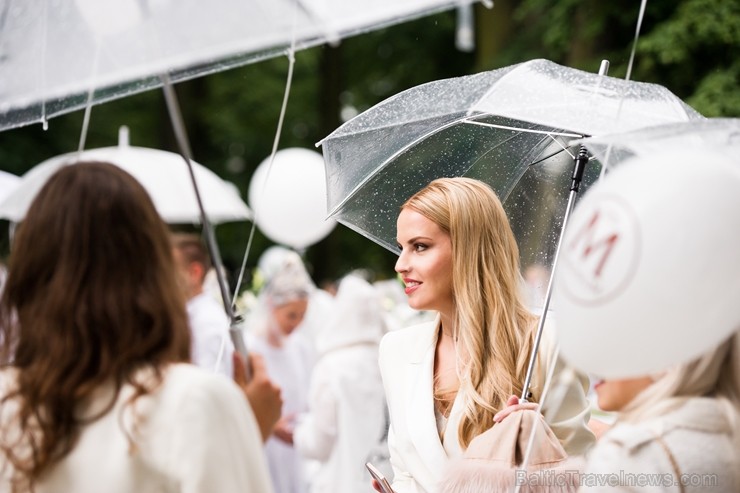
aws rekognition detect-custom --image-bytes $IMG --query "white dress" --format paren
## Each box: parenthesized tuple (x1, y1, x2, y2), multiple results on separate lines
(0, 364, 274, 493)
(249, 332, 315, 493)
(293, 336, 387, 493)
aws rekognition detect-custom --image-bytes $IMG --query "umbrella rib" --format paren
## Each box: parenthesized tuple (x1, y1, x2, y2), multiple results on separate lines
(523, 133, 580, 168)
(525, 145, 573, 169)
(463, 120, 583, 139)
(546, 133, 577, 159)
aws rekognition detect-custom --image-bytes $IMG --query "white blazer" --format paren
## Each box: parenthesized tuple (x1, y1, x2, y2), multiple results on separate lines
(378, 316, 595, 493)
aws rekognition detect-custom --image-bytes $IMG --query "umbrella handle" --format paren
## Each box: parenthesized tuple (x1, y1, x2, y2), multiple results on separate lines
(229, 315, 252, 381)
(520, 146, 590, 402)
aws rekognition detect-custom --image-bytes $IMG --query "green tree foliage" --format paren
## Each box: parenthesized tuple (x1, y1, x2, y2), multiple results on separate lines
(635, 0, 740, 116)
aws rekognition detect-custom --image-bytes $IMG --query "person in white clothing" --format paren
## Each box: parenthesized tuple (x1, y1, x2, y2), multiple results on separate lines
(0, 162, 281, 493)
(550, 156, 740, 492)
(171, 233, 234, 377)
(379, 177, 594, 493)
(581, 334, 740, 492)
(246, 247, 317, 493)
(294, 274, 389, 493)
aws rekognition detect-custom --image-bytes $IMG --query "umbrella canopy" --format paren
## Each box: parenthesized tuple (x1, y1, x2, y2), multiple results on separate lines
(0, 171, 20, 205)
(0, 128, 251, 224)
(576, 117, 740, 169)
(553, 147, 740, 379)
(319, 59, 703, 277)
(0, 0, 478, 131)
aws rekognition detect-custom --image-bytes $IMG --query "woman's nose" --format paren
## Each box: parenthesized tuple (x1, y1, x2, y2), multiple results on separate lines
(395, 251, 407, 274)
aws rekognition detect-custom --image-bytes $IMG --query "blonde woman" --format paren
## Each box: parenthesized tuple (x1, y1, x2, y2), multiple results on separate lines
(378, 177, 594, 493)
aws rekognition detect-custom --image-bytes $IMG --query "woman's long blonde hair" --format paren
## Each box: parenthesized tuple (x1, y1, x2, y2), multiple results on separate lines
(403, 177, 536, 448)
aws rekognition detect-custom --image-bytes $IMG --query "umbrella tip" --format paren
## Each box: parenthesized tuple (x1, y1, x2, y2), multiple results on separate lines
(598, 60, 610, 76)
(118, 125, 130, 148)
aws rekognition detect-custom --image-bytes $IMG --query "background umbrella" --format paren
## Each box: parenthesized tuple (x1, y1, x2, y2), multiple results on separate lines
(576, 117, 740, 171)
(319, 57, 703, 398)
(0, 126, 251, 224)
(0, 0, 481, 132)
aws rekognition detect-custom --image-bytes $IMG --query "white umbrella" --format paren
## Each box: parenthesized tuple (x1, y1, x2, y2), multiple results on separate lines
(0, 171, 20, 205)
(0, 127, 252, 225)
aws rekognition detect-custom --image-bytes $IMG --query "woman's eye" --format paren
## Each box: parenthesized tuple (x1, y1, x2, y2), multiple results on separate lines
(414, 243, 428, 252)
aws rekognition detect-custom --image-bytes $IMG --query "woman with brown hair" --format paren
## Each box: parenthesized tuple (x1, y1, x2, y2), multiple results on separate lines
(0, 162, 279, 493)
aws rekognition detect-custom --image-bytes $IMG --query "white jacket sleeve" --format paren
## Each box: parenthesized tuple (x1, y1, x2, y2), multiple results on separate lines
(166, 373, 274, 493)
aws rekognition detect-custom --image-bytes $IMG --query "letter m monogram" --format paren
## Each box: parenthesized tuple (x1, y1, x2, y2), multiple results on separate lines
(568, 209, 619, 278)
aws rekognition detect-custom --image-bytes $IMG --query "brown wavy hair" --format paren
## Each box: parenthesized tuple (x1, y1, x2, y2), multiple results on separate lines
(0, 162, 191, 491)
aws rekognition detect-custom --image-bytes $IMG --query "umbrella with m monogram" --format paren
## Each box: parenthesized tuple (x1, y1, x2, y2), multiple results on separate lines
(555, 118, 740, 378)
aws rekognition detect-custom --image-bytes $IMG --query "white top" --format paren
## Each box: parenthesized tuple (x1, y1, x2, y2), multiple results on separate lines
(294, 336, 387, 493)
(0, 364, 274, 493)
(249, 333, 315, 493)
(187, 292, 234, 377)
(379, 316, 595, 493)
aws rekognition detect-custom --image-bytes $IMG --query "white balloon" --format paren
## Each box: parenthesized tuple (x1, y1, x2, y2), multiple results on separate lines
(553, 149, 740, 379)
(249, 148, 336, 249)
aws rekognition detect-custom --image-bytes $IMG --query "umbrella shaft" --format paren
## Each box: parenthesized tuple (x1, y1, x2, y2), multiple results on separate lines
(521, 148, 589, 401)
(160, 74, 236, 323)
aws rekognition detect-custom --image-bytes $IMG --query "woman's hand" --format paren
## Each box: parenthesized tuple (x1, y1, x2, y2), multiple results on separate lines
(234, 352, 283, 442)
(492, 394, 539, 423)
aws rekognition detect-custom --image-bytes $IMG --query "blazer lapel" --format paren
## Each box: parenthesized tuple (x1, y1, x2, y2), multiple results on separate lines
(405, 318, 448, 489)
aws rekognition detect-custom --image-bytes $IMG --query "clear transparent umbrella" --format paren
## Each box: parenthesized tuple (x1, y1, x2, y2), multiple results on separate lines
(576, 117, 740, 171)
(319, 57, 704, 398)
(0, 0, 479, 131)
(320, 58, 703, 276)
